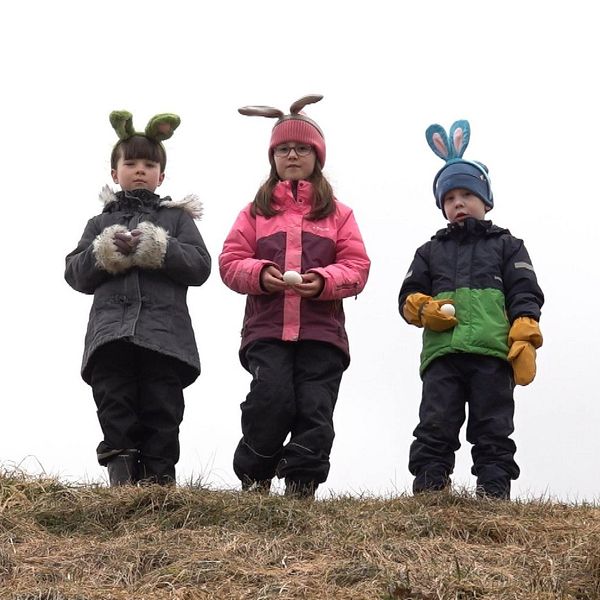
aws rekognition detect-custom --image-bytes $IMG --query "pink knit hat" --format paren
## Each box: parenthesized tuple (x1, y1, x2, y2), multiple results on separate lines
(238, 95, 326, 167)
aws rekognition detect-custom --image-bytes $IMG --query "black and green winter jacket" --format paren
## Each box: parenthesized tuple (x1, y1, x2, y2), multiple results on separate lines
(398, 218, 544, 375)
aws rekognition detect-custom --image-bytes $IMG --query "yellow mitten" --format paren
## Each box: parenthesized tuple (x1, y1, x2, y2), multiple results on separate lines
(508, 317, 543, 348)
(507, 341, 537, 385)
(403, 292, 431, 326)
(403, 293, 457, 332)
(507, 317, 543, 386)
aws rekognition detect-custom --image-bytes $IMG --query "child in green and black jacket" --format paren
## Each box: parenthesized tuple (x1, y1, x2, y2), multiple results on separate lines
(398, 120, 544, 500)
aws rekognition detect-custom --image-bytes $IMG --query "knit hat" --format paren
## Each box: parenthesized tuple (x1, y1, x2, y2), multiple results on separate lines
(238, 95, 326, 167)
(425, 120, 493, 211)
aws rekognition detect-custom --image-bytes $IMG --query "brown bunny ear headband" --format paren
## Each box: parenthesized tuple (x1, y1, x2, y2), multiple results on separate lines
(238, 95, 326, 166)
(109, 110, 181, 143)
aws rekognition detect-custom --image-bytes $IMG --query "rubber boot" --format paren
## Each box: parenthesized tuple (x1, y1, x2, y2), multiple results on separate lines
(107, 450, 139, 486)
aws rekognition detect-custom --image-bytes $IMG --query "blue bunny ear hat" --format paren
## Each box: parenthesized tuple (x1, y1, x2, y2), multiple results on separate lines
(425, 120, 493, 212)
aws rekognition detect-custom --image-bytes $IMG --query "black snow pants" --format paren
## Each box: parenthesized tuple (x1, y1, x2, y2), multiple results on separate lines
(233, 339, 347, 487)
(90, 340, 186, 484)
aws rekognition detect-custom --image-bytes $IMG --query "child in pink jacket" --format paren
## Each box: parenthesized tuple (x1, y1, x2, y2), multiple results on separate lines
(219, 95, 370, 498)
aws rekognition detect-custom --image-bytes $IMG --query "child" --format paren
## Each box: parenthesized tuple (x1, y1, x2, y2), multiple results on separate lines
(398, 120, 544, 500)
(219, 95, 370, 498)
(65, 111, 211, 486)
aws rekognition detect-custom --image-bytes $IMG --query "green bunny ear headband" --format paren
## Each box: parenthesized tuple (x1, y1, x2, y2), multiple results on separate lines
(109, 110, 181, 142)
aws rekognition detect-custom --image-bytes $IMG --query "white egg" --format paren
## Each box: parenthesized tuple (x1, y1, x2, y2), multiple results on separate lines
(440, 303, 455, 316)
(283, 270, 303, 285)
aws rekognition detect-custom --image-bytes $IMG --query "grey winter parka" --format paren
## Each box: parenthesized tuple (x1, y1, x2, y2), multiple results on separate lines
(65, 187, 211, 387)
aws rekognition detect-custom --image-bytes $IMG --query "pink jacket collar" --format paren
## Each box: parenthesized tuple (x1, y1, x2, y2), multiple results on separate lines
(272, 179, 315, 210)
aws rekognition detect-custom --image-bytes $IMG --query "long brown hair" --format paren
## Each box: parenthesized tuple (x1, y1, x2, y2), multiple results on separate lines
(251, 161, 335, 220)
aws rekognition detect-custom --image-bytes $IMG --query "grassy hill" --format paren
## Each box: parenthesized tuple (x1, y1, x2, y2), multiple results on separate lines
(0, 471, 598, 599)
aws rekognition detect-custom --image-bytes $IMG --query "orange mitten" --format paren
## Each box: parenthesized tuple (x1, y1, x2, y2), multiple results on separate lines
(507, 317, 543, 386)
(403, 292, 431, 326)
(403, 293, 457, 332)
(507, 341, 537, 385)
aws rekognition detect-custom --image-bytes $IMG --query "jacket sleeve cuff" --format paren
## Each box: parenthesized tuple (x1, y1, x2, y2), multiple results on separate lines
(133, 221, 169, 269)
(93, 224, 133, 274)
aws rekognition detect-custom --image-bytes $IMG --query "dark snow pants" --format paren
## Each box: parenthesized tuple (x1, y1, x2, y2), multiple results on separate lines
(233, 339, 347, 486)
(409, 353, 519, 494)
(90, 340, 185, 484)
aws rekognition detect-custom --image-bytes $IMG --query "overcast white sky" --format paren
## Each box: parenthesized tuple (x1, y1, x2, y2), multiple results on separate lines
(2, 1, 599, 501)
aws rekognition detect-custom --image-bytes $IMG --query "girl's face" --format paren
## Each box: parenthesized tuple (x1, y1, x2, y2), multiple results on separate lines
(111, 156, 165, 192)
(273, 143, 316, 181)
(443, 188, 488, 223)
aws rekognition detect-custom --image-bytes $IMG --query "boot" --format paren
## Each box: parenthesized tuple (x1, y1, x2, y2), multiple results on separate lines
(107, 450, 139, 486)
(242, 478, 272, 495)
(476, 479, 511, 500)
(413, 468, 451, 494)
(284, 479, 317, 499)
(138, 460, 176, 486)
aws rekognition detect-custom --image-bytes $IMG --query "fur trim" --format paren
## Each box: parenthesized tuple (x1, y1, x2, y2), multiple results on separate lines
(133, 221, 169, 269)
(99, 185, 117, 207)
(160, 194, 204, 220)
(98, 186, 203, 219)
(93, 224, 134, 274)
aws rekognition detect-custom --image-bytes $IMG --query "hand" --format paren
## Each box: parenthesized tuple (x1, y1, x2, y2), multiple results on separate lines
(508, 340, 537, 385)
(113, 229, 141, 255)
(420, 299, 458, 331)
(260, 265, 287, 293)
(403, 293, 457, 331)
(507, 317, 542, 386)
(508, 317, 543, 348)
(291, 272, 324, 298)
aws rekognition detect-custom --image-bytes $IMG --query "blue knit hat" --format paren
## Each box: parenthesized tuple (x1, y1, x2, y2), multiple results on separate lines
(434, 161, 493, 209)
(426, 120, 493, 212)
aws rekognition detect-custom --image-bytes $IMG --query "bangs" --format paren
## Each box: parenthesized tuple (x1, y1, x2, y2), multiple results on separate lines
(112, 135, 166, 170)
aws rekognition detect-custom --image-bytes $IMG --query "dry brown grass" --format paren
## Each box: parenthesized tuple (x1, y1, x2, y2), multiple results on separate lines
(0, 470, 599, 599)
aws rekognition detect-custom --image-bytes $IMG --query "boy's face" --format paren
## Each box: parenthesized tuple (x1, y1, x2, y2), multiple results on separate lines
(111, 155, 165, 192)
(443, 188, 488, 223)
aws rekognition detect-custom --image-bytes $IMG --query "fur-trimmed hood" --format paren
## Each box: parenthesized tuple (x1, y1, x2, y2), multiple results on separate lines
(99, 185, 204, 220)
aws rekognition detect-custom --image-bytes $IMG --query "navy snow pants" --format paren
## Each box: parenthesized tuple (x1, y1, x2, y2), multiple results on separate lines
(409, 353, 519, 496)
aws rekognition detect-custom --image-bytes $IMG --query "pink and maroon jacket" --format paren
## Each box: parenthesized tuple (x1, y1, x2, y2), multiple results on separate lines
(219, 179, 370, 363)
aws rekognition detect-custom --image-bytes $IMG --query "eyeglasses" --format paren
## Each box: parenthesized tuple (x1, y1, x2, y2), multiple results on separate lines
(273, 144, 314, 157)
